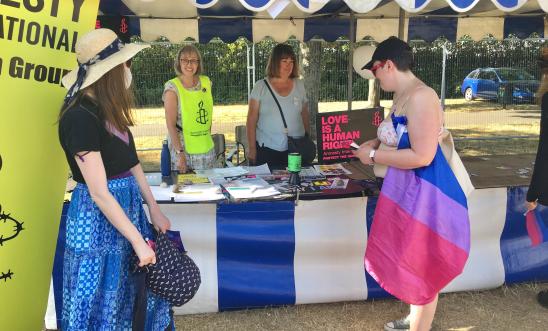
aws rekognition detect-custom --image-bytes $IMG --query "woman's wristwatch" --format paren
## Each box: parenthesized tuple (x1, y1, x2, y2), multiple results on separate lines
(369, 149, 376, 163)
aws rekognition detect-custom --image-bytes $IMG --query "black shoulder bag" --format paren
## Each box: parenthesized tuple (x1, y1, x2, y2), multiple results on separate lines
(263, 79, 316, 165)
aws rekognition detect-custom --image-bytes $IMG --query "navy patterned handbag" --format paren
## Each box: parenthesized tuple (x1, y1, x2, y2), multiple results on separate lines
(133, 230, 201, 309)
(146, 230, 201, 306)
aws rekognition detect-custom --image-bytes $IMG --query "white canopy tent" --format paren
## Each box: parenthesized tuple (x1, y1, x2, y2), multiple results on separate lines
(99, 0, 547, 43)
(96, 0, 546, 109)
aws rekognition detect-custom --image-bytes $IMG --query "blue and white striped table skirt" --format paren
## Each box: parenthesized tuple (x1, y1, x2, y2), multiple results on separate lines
(47, 186, 548, 324)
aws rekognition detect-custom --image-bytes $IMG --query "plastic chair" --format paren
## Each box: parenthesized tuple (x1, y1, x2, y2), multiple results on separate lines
(211, 133, 226, 168)
(226, 125, 248, 166)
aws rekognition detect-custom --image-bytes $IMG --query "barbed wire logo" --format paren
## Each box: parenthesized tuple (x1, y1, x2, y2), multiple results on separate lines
(0, 205, 25, 247)
(0, 269, 13, 282)
(0, 153, 25, 284)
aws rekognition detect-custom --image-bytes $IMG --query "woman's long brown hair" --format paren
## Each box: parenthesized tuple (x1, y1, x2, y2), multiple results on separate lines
(59, 63, 135, 133)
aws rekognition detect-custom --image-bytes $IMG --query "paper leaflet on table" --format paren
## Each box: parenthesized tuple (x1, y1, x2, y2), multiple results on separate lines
(172, 184, 225, 202)
(209, 176, 228, 185)
(260, 167, 324, 181)
(314, 164, 352, 176)
(242, 163, 271, 176)
(299, 166, 325, 181)
(222, 178, 280, 199)
(177, 173, 210, 184)
(149, 185, 173, 201)
(195, 166, 248, 178)
(330, 178, 349, 189)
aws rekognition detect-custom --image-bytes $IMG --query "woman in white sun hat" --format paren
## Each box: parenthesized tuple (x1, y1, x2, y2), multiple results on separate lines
(58, 28, 173, 330)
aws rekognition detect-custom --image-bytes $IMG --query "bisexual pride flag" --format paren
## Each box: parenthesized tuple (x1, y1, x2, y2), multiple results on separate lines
(365, 113, 471, 305)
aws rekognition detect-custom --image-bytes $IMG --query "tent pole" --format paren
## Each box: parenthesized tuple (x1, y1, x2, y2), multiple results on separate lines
(252, 43, 256, 91)
(398, 8, 405, 40)
(347, 12, 355, 111)
(441, 44, 448, 110)
(246, 42, 251, 101)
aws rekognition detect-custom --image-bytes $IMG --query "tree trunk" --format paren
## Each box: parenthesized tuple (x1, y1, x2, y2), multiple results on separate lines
(302, 40, 322, 142)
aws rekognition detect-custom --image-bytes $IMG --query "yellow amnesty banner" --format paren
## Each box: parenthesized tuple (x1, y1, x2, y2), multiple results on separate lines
(0, 1, 99, 329)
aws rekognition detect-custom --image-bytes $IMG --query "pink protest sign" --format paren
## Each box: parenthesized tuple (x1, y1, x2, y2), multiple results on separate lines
(316, 108, 383, 164)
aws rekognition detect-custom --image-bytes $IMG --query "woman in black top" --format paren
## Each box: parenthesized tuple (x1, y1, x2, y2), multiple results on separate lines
(58, 29, 172, 330)
(527, 52, 548, 210)
(526, 47, 548, 308)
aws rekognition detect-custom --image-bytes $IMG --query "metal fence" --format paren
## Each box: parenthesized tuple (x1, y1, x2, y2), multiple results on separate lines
(130, 36, 545, 168)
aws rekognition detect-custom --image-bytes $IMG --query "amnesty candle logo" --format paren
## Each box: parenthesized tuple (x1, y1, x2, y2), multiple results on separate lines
(196, 100, 209, 124)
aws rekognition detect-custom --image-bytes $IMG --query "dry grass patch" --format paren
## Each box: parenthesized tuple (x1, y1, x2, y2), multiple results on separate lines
(131, 100, 541, 168)
(174, 283, 548, 331)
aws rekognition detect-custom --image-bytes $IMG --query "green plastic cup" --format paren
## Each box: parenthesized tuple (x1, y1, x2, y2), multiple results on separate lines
(288, 152, 302, 173)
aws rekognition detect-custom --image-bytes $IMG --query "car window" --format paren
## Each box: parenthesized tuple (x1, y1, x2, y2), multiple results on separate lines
(467, 70, 478, 78)
(496, 69, 535, 81)
(478, 71, 491, 80)
(486, 71, 498, 81)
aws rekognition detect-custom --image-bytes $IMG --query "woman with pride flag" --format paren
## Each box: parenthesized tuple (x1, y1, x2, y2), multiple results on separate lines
(353, 37, 472, 331)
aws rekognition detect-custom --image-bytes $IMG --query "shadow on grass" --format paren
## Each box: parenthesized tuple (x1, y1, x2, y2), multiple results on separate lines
(454, 136, 539, 157)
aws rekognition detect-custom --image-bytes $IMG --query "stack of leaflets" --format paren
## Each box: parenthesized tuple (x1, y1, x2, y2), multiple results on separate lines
(275, 177, 349, 194)
(172, 183, 225, 202)
(222, 178, 280, 199)
(313, 164, 352, 176)
(299, 166, 325, 181)
(242, 163, 271, 176)
(195, 166, 248, 178)
(177, 173, 210, 185)
(259, 167, 325, 182)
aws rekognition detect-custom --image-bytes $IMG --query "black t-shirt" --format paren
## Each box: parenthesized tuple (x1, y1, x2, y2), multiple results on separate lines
(58, 96, 139, 183)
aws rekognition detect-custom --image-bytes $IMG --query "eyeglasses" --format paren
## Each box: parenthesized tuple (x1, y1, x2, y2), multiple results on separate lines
(370, 60, 387, 77)
(180, 59, 200, 66)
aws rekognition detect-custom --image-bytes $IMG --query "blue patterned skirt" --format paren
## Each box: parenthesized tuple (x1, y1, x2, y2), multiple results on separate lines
(61, 176, 172, 331)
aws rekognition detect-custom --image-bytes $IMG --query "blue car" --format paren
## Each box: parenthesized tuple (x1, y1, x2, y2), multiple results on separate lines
(461, 68, 539, 103)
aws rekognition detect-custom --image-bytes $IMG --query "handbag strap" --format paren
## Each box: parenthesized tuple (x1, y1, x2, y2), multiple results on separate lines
(263, 79, 289, 134)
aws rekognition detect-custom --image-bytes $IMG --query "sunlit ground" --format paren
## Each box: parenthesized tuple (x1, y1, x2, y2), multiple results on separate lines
(172, 283, 548, 331)
(131, 99, 541, 171)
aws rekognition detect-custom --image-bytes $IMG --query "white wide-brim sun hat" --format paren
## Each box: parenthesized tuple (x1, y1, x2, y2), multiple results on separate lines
(62, 28, 150, 90)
